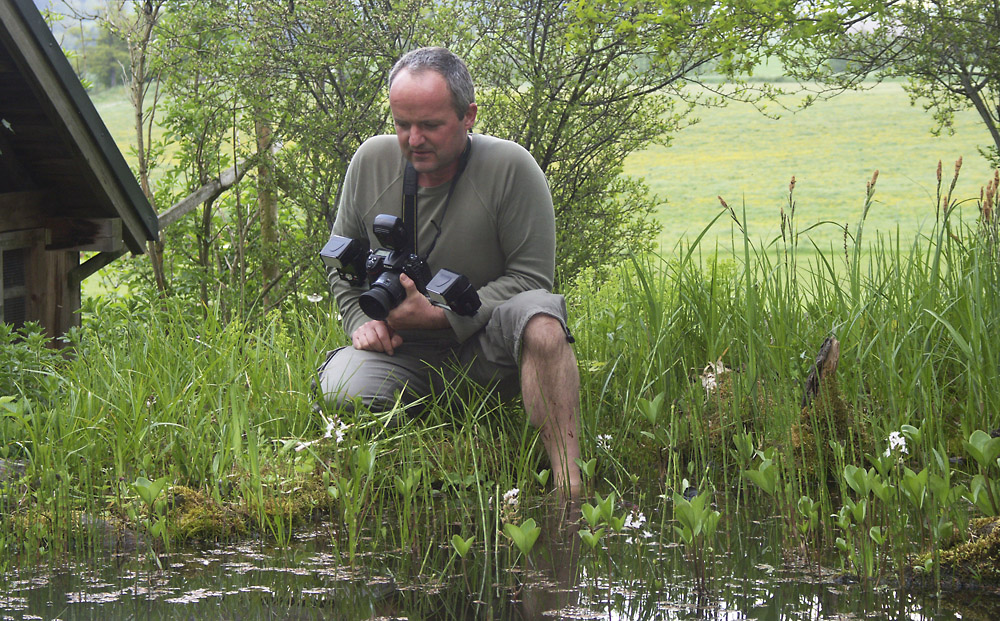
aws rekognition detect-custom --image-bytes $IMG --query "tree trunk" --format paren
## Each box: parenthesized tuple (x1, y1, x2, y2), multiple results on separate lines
(256, 117, 278, 308)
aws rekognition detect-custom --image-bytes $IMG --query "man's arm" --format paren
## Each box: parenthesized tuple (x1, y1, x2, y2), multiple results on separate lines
(328, 140, 389, 339)
(444, 142, 555, 342)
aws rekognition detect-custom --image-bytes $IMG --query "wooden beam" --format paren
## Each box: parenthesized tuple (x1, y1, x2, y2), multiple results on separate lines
(45, 217, 123, 252)
(68, 248, 125, 289)
(0, 190, 51, 228)
(158, 159, 250, 229)
(0, 227, 46, 250)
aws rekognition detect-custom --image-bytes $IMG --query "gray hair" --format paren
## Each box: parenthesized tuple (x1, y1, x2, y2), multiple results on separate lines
(389, 47, 475, 119)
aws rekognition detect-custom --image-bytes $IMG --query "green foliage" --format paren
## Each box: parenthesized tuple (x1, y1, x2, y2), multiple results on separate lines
(0, 323, 65, 401)
(503, 517, 541, 556)
(777, 0, 1000, 164)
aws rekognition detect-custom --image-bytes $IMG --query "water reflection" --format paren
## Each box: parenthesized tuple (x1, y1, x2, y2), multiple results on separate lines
(2, 499, 1000, 620)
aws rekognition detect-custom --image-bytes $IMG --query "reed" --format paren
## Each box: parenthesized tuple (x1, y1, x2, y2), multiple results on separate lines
(2, 165, 1000, 594)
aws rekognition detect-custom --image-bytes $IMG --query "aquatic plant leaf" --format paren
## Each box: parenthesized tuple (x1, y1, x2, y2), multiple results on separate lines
(637, 392, 665, 425)
(843, 465, 872, 498)
(504, 518, 541, 556)
(703, 508, 721, 538)
(133, 476, 168, 509)
(608, 514, 626, 531)
(672, 524, 694, 545)
(846, 497, 867, 523)
(395, 469, 422, 496)
(595, 491, 616, 522)
(743, 457, 778, 496)
(451, 534, 474, 558)
(900, 467, 928, 510)
(581, 503, 602, 527)
(355, 445, 375, 476)
(966, 474, 1000, 515)
(578, 528, 605, 549)
(835, 537, 850, 553)
(901, 424, 922, 445)
(534, 469, 550, 487)
(575, 457, 597, 478)
(731, 430, 755, 464)
(964, 430, 1000, 471)
(294, 456, 315, 474)
(869, 526, 885, 545)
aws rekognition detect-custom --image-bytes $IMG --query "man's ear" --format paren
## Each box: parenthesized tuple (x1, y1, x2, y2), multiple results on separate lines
(463, 103, 478, 131)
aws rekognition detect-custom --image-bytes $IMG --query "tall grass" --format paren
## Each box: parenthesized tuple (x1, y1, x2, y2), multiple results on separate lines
(2, 168, 999, 592)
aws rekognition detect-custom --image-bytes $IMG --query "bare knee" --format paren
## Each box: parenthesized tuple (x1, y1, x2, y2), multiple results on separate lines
(522, 314, 570, 360)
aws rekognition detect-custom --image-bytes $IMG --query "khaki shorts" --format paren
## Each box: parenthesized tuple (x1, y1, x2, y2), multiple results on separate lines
(318, 289, 572, 411)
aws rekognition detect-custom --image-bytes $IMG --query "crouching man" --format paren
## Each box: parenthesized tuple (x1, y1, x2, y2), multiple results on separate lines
(318, 47, 581, 498)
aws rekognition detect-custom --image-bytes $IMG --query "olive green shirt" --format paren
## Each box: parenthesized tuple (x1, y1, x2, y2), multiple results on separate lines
(329, 133, 555, 343)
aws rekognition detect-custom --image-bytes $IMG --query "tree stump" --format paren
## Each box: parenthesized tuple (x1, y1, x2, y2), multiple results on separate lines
(801, 336, 840, 408)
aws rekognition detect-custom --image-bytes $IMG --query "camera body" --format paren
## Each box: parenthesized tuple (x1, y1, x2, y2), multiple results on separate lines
(321, 214, 481, 320)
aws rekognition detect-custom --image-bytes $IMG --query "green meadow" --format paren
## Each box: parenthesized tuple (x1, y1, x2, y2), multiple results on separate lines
(626, 81, 995, 253)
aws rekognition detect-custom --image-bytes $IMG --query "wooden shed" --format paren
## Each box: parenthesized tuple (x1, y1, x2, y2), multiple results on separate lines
(0, 0, 157, 339)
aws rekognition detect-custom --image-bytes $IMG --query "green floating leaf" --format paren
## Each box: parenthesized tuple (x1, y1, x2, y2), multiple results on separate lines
(504, 518, 541, 556)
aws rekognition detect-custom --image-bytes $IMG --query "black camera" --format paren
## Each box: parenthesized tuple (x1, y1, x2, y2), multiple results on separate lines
(321, 214, 481, 320)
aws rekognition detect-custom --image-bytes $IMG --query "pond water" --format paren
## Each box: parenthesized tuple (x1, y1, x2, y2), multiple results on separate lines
(2, 499, 998, 620)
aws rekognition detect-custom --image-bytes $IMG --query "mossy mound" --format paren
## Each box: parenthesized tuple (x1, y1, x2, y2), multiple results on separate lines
(788, 376, 870, 489)
(934, 517, 1000, 585)
(699, 367, 778, 448)
(167, 485, 247, 543)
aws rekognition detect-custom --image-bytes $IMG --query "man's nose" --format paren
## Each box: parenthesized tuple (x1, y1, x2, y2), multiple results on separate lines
(409, 127, 423, 146)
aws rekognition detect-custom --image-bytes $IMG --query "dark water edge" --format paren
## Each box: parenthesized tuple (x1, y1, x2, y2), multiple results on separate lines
(3, 512, 1000, 620)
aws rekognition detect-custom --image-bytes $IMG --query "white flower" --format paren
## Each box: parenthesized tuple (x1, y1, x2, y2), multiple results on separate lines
(700, 358, 729, 395)
(503, 487, 519, 508)
(322, 416, 348, 444)
(597, 434, 612, 452)
(307, 293, 324, 303)
(701, 372, 717, 393)
(623, 511, 647, 530)
(883, 431, 909, 457)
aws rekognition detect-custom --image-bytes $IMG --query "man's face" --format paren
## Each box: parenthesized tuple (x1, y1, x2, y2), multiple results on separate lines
(389, 69, 476, 187)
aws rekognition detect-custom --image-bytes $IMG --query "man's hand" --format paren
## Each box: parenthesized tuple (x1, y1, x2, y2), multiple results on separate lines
(384, 273, 450, 332)
(351, 274, 450, 354)
(352, 319, 403, 355)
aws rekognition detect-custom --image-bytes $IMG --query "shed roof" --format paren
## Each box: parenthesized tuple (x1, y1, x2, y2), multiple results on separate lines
(0, 0, 158, 253)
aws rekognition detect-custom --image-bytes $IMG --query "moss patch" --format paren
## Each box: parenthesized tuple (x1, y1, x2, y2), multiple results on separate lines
(935, 517, 1000, 585)
(167, 486, 247, 543)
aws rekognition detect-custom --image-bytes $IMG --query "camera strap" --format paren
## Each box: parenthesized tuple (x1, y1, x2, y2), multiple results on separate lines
(401, 137, 472, 257)
(402, 161, 419, 254)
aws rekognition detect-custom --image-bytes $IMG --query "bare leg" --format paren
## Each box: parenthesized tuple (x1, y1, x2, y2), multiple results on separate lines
(520, 314, 582, 499)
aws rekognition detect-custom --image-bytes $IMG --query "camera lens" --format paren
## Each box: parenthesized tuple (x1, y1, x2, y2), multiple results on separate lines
(359, 272, 406, 320)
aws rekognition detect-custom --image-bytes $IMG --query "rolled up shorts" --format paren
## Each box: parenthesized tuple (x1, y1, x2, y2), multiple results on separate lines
(317, 289, 572, 412)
